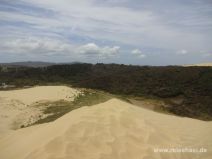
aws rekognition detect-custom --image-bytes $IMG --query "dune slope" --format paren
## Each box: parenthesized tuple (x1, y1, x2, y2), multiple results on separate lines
(0, 99, 211, 159)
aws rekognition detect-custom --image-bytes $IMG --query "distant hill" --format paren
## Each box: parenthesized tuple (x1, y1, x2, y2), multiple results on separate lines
(0, 61, 83, 68)
(0, 61, 55, 67)
(184, 62, 212, 67)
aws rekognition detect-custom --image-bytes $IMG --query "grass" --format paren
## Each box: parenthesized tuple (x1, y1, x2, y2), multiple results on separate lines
(126, 95, 178, 116)
(30, 89, 113, 125)
(27, 88, 182, 127)
(72, 89, 113, 106)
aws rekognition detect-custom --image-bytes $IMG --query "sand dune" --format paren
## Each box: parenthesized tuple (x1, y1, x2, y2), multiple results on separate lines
(0, 86, 79, 136)
(184, 62, 212, 67)
(0, 86, 79, 105)
(0, 99, 211, 159)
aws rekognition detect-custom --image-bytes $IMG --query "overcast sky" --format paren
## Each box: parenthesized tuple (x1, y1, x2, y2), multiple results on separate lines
(0, 0, 212, 65)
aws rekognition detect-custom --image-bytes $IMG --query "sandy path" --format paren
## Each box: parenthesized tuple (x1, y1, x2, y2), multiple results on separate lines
(0, 99, 211, 159)
(0, 86, 79, 136)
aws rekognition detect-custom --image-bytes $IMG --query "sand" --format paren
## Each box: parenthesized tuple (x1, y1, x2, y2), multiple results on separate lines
(0, 86, 79, 105)
(184, 63, 212, 67)
(0, 98, 211, 159)
(0, 86, 79, 136)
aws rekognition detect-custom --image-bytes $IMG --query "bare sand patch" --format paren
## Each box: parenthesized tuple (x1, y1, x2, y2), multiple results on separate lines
(0, 86, 79, 105)
(0, 99, 211, 159)
(0, 86, 79, 136)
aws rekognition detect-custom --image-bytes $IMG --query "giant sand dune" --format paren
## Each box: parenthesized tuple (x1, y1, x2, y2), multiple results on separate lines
(0, 98, 211, 159)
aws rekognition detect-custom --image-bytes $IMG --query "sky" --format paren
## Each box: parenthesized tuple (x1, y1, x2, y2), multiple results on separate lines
(0, 0, 212, 65)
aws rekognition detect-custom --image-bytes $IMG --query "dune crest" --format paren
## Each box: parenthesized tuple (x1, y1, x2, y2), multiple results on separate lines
(0, 98, 211, 159)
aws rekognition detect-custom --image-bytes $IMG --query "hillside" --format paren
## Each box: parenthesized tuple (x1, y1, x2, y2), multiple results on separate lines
(0, 63, 212, 120)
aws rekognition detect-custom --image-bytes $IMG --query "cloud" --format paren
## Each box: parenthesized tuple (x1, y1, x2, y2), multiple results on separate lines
(0, 37, 73, 55)
(2, 0, 212, 51)
(77, 43, 120, 58)
(0, 0, 212, 64)
(176, 49, 188, 55)
(131, 49, 146, 58)
(0, 36, 120, 59)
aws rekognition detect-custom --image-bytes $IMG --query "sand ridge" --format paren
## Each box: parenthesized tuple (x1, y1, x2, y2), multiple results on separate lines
(0, 98, 211, 159)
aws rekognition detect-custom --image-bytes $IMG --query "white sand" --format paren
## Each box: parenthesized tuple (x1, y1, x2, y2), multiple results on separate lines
(0, 99, 211, 159)
(0, 86, 79, 136)
(0, 86, 79, 105)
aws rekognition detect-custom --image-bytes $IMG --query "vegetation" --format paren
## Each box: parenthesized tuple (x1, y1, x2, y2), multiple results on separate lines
(1, 63, 212, 120)
(31, 90, 112, 125)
